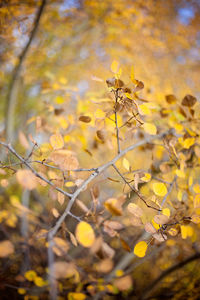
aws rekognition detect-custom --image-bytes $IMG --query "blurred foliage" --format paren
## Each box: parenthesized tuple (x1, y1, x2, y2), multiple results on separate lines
(0, 0, 200, 299)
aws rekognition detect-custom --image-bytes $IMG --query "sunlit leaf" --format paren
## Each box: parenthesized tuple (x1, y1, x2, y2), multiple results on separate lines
(153, 182, 167, 196)
(143, 122, 157, 135)
(75, 221, 95, 248)
(123, 158, 130, 171)
(111, 60, 119, 73)
(50, 133, 64, 150)
(134, 241, 148, 257)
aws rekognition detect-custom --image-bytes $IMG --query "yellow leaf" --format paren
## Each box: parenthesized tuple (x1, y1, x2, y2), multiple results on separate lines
(111, 60, 119, 73)
(152, 219, 160, 230)
(134, 241, 148, 258)
(138, 104, 151, 115)
(162, 208, 170, 217)
(104, 198, 122, 216)
(194, 194, 200, 208)
(25, 270, 37, 281)
(153, 182, 167, 197)
(18, 288, 26, 295)
(181, 225, 194, 239)
(141, 173, 151, 182)
(130, 66, 136, 84)
(75, 221, 95, 248)
(177, 190, 182, 202)
(115, 269, 124, 277)
(50, 133, 64, 150)
(34, 276, 47, 287)
(55, 95, 64, 104)
(123, 158, 130, 171)
(183, 138, 195, 149)
(193, 184, 200, 194)
(175, 169, 185, 178)
(143, 122, 157, 135)
(68, 293, 86, 300)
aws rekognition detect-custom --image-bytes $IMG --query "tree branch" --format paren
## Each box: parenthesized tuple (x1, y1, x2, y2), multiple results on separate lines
(1, 129, 171, 238)
(5, 0, 46, 142)
(112, 164, 161, 211)
(142, 252, 200, 299)
(0, 141, 72, 198)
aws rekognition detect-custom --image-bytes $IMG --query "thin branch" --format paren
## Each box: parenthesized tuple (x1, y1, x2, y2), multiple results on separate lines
(0, 142, 72, 198)
(1, 129, 171, 238)
(114, 89, 121, 154)
(30, 160, 98, 172)
(5, 0, 46, 142)
(142, 252, 200, 300)
(49, 130, 171, 237)
(112, 164, 161, 211)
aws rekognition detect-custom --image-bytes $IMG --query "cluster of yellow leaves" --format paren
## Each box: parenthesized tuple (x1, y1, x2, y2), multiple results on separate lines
(24, 270, 47, 287)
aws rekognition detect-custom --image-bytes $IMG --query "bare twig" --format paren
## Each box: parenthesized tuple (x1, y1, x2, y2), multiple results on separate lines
(0, 142, 72, 198)
(112, 164, 161, 211)
(5, 0, 46, 142)
(1, 129, 171, 239)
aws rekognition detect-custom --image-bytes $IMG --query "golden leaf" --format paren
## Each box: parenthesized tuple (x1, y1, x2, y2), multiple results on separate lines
(153, 182, 167, 197)
(75, 221, 95, 248)
(134, 241, 148, 257)
(50, 150, 79, 171)
(50, 133, 64, 150)
(143, 122, 157, 135)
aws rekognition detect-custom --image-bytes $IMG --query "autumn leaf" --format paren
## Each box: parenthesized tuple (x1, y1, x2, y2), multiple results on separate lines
(0, 240, 14, 257)
(111, 60, 119, 73)
(75, 221, 95, 248)
(134, 241, 148, 257)
(16, 169, 37, 190)
(79, 115, 92, 123)
(181, 94, 197, 107)
(143, 122, 157, 135)
(127, 203, 143, 218)
(153, 182, 167, 197)
(50, 132, 64, 149)
(50, 150, 79, 171)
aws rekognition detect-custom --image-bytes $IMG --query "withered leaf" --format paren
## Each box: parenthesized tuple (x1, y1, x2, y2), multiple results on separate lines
(182, 94, 197, 107)
(79, 115, 92, 123)
(165, 94, 177, 104)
